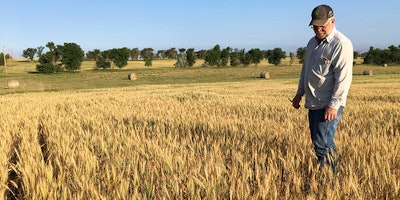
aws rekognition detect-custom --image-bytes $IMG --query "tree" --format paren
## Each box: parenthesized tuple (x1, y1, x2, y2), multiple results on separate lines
(36, 42, 84, 73)
(220, 47, 230, 66)
(296, 47, 307, 64)
(22, 48, 37, 61)
(156, 50, 166, 59)
(267, 48, 286, 65)
(247, 48, 263, 66)
(186, 48, 196, 67)
(388, 45, 400, 63)
(131, 48, 140, 60)
(289, 52, 295, 65)
(37, 46, 45, 58)
(36, 51, 62, 73)
(197, 50, 207, 59)
(60, 42, 84, 71)
(46, 42, 57, 53)
(239, 49, 251, 66)
(36, 42, 62, 73)
(86, 49, 101, 61)
(205, 44, 221, 66)
(141, 48, 154, 67)
(95, 55, 111, 69)
(363, 46, 389, 65)
(109, 47, 130, 68)
(230, 48, 241, 67)
(175, 48, 188, 67)
(166, 48, 177, 59)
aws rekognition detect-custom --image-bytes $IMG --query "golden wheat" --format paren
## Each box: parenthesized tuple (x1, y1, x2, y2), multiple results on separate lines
(0, 78, 399, 199)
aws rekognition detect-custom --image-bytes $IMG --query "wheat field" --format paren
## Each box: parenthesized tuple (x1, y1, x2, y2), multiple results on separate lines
(0, 75, 399, 199)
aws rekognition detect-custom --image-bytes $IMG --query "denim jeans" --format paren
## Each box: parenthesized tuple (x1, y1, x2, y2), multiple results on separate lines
(308, 106, 343, 171)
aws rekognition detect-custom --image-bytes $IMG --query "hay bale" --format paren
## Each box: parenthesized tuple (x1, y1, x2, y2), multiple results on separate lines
(363, 69, 373, 76)
(383, 63, 388, 67)
(128, 73, 137, 80)
(7, 80, 20, 89)
(260, 71, 270, 79)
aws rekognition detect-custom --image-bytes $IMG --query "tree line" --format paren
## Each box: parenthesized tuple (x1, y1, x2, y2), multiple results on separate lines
(362, 45, 400, 65)
(16, 42, 400, 73)
(19, 42, 288, 73)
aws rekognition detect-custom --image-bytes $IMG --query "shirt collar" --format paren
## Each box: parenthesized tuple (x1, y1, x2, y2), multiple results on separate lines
(325, 27, 336, 43)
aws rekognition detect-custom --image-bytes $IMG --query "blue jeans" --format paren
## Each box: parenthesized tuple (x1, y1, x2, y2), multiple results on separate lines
(308, 106, 343, 170)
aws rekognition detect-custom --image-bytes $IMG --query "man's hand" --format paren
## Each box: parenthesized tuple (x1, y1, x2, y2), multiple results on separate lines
(324, 107, 338, 121)
(291, 94, 302, 109)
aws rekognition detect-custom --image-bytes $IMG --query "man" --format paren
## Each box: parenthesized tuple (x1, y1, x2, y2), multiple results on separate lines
(292, 4, 353, 172)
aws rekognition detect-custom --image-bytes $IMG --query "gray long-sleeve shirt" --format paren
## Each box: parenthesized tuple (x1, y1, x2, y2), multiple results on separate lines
(296, 27, 353, 110)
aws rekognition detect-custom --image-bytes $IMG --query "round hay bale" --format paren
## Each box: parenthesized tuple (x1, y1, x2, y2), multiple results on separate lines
(7, 80, 20, 89)
(260, 71, 270, 79)
(128, 73, 137, 80)
(383, 63, 388, 67)
(363, 69, 373, 76)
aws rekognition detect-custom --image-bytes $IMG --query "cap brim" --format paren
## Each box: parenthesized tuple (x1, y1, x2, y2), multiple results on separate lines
(309, 19, 328, 26)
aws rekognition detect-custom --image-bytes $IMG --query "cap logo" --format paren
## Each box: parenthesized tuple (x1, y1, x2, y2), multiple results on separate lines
(313, 10, 321, 18)
(328, 10, 333, 18)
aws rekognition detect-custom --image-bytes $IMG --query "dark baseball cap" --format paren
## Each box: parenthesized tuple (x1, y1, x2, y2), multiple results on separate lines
(309, 5, 334, 26)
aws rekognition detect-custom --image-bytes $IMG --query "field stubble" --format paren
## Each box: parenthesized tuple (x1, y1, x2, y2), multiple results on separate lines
(0, 75, 399, 199)
(0, 60, 399, 199)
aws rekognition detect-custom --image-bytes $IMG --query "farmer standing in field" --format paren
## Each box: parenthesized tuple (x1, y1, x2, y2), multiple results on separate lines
(291, 4, 353, 172)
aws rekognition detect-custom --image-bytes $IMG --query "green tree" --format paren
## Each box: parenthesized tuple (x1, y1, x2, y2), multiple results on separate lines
(37, 46, 45, 58)
(205, 44, 221, 66)
(46, 42, 62, 65)
(141, 48, 154, 67)
(296, 47, 307, 64)
(156, 50, 166, 59)
(36, 42, 62, 73)
(230, 48, 241, 67)
(363, 46, 389, 65)
(22, 48, 37, 61)
(36, 42, 84, 73)
(247, 48, 263, 66)
(131, 48, 140, 60)
(240, 49, 251, 66)
(175, 48, 188, 67)
(197, 50, 207, 59)
(86, 49, 101, 61)
(166, 48, 177, 59)
(109, 48, 130, 68)
(36, 51, 62, 73)
(220, 47, 230, 66)
(186, 48, 196, 67)
(267, 48, 286, 65)
(60, 42, 84, 71)
(95, 55, 111, 69)
(388, 45, 400, 63)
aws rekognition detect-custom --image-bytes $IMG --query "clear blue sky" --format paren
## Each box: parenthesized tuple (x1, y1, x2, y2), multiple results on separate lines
(1, 0, 399, 57)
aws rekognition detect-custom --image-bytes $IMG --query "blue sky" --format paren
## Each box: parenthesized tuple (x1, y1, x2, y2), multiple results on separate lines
(1, 0, 399, 57)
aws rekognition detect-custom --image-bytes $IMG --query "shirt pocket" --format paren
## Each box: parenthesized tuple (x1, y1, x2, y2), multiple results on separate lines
(313, 56, 331, 76)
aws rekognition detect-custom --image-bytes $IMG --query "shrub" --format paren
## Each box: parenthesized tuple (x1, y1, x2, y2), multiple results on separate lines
(36, 63, 62, 73)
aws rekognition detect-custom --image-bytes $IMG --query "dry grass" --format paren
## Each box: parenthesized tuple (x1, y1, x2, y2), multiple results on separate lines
(0, 76, 399, 199)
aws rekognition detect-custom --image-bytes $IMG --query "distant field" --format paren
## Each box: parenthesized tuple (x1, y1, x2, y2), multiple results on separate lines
(0, 57, 393, 95)
(0, 58, 399, 199)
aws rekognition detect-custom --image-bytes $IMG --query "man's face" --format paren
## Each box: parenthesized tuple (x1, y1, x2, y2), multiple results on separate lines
(312, 18, 335, 39)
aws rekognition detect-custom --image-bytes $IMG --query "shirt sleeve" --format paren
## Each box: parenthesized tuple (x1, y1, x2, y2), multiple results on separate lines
(296, 64, 306, 96)
(328, 40, 353, 110)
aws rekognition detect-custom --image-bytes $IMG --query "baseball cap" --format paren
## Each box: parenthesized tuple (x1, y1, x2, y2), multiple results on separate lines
(309, 5, 334, 26)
